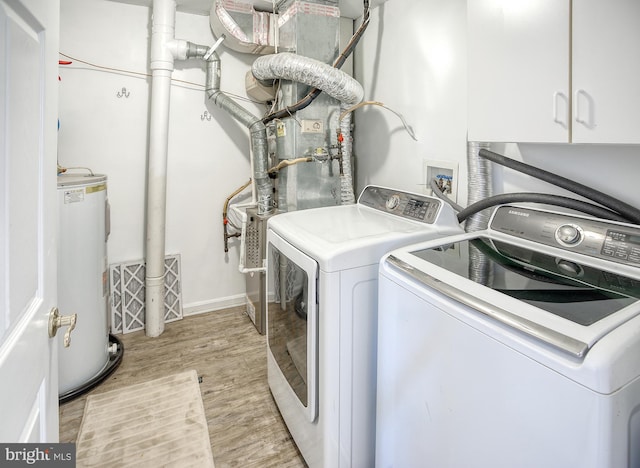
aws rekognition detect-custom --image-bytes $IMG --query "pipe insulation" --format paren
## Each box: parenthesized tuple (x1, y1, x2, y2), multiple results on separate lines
(252, 52, 364, 106)
(478, 149, 640, 225)
(339, 104, 356, 205)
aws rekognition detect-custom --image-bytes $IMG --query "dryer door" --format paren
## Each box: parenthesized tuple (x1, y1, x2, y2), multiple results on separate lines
(267, 231, 318, 422)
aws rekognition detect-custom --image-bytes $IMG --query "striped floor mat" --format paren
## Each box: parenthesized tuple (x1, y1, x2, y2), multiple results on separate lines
(76, 369, 214, 467)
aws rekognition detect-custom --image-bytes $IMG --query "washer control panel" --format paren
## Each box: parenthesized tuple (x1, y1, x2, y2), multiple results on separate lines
(490, 206, 640, 267)
(358, 185, 442, 224)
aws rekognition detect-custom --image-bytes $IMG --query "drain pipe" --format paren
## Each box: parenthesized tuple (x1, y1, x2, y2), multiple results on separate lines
(145, 0, 193, 337)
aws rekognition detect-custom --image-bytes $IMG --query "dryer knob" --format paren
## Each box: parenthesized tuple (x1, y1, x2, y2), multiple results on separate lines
(556, 224, 582, 245)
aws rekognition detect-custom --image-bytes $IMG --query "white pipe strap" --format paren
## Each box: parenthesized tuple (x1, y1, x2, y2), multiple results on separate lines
(251, 52, 364, 105)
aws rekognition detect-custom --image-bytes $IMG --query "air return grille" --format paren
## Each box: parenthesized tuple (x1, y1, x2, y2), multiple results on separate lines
(109, 255, 183, 334)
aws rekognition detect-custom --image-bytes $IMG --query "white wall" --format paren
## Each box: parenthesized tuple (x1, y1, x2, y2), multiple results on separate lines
(353, 0, 469, 202)
(59, 0, 258, 314)
(353, 1, 640, 218)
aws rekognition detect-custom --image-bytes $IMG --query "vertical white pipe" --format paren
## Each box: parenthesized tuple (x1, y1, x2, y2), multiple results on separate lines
(145, 0, 177, 337)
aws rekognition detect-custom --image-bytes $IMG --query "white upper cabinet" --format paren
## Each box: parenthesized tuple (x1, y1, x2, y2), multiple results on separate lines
(468, 0, 640, 144)
(572, 0, 640, 143)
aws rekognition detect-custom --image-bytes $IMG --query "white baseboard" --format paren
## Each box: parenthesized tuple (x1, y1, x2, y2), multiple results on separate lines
(183, 294, 247, 316)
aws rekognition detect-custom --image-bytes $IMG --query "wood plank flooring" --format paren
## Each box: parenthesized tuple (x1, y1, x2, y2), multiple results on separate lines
(59, 306, 307, 468)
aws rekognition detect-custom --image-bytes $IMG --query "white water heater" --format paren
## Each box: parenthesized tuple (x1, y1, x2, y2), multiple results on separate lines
(57, 173, 110, 396)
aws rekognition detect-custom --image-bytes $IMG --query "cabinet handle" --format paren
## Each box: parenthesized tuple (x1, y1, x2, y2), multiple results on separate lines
(553, 91, 568, 127)
(574, 88, 588, 125)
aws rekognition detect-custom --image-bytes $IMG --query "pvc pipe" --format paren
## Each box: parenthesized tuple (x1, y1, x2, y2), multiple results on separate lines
(145, 0, 178, 337)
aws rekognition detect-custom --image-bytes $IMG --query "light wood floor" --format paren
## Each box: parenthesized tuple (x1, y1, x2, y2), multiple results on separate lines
(59, 306, 307, 468)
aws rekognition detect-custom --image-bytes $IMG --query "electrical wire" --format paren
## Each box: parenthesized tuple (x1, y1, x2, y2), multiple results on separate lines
(58, 52, 261, 104)
(339, 100, 418, 141)
(268, 157, 312, 174)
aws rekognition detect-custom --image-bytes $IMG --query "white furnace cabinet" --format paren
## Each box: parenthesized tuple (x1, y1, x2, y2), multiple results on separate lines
(468, 0, 640, 144)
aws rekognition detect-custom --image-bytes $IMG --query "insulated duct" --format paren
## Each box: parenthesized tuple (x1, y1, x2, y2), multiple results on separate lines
(466, 141, 493, 287)
(339, 103, 355, 204)
(466, 141, 492, 232)
(252, 52, 364, 105)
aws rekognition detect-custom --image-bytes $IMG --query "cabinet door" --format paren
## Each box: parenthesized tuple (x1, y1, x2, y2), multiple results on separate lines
(572, 0, 640, 144)
(468, 0, 570, 143)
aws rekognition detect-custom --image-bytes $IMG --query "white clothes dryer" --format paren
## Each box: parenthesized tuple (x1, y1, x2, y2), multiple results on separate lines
(376, 204, 640, 468)
(266, 185, 463, 468)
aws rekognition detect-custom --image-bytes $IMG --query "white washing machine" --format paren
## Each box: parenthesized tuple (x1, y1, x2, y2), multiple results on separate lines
(266, 185, 463, 467)
(376, 204, 640, 468)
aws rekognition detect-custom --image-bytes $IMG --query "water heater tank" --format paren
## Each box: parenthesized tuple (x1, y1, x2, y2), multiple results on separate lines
(57, 173, 111, 396)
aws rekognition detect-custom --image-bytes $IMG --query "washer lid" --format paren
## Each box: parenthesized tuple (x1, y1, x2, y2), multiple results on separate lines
(383, 230, 640, 365)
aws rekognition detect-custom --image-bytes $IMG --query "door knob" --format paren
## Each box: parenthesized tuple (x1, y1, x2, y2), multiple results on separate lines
(48, 307, 77, 348)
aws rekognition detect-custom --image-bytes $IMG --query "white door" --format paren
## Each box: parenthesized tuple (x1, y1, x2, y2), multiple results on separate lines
(0, 0, 61, 442)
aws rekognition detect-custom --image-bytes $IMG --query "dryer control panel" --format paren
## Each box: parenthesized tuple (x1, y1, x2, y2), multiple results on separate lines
(490, 206, 640, 267)
(358, 186, 442, 224)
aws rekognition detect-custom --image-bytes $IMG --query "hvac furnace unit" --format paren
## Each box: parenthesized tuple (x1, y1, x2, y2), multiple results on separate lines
(57, 173, 120, 401)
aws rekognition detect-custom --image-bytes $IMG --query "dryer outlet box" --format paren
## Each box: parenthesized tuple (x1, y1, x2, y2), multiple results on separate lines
(424, 160, 459, 203)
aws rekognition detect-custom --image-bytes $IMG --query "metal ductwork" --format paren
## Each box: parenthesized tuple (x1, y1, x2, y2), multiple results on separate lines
(209, 0, 277, 54)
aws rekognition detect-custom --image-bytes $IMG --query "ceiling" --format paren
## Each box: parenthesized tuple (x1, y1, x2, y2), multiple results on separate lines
(107, 0, 386, 19)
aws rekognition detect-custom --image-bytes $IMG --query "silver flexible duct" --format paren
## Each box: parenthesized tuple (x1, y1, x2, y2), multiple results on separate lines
(252, 52, 364, 105)
(204, 52, 273, 215)
(466, 141, 493, 232)
(466, 141, 493, 286)
(339, 104, 355, 205)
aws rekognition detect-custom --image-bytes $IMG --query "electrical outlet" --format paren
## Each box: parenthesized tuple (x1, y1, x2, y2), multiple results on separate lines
(423, 159, 459, 203)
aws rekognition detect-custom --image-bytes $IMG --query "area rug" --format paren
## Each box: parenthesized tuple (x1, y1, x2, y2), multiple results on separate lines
(76, 369, 215, 467)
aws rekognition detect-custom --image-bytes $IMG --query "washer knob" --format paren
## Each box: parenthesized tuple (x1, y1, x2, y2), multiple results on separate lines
(556, 224, 582, 245)
(386, 195, 401, 210)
